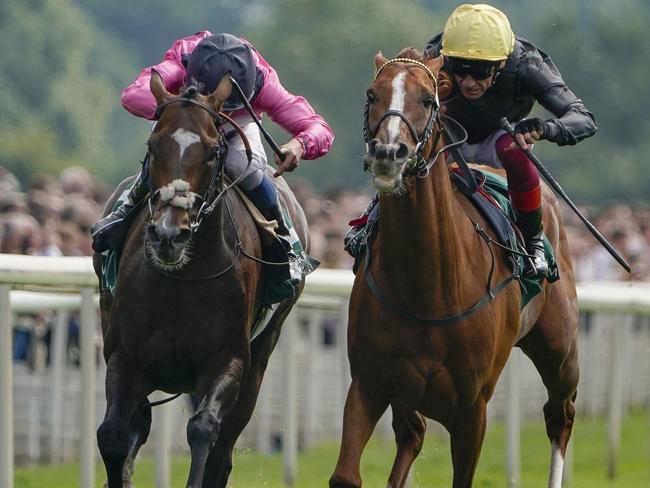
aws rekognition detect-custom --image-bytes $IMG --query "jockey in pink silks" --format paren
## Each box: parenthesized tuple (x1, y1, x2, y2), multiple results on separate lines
(91, 32, 334, 302)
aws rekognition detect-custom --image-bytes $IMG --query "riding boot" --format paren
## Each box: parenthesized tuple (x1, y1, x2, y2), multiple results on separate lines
(91, 164, 149, 253)
(244, 177, 302, 303)
(516, 206, 549, 278)
(344, 194, 379, 270)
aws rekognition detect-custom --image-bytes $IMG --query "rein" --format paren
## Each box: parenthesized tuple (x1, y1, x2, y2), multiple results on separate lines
(363, 219, 517, 326)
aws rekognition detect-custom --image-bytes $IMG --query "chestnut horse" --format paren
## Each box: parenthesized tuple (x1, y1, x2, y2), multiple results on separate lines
(93, 72, 310, 488)
(329, 50, 579, 488)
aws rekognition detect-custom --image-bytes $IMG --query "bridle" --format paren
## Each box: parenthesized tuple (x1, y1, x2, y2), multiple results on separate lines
(143, 92, 287, 281)
(149, 97, 252, 233)
(363, 58, 441, 177)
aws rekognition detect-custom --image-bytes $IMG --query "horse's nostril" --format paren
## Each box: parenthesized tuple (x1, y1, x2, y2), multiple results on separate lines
(173, 229, 192, 247)
(147, 224, 161, 244)
(396, 142, 409, 160)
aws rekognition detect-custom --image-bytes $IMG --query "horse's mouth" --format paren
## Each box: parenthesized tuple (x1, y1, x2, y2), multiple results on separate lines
(145, 244, 191, 272)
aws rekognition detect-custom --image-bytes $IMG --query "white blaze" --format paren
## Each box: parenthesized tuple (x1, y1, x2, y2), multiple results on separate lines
(171, 128, 201, 160)
(388, 72, 407, 142)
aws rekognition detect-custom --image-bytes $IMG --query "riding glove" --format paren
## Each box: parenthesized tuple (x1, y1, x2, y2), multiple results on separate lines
(514, 117, 551, 139)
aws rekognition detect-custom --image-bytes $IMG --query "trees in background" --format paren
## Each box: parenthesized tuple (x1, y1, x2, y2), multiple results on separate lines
(0, 0, 648, 204)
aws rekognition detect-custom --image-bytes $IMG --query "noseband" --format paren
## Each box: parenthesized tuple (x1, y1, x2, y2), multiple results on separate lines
(363, 58, 441, 176)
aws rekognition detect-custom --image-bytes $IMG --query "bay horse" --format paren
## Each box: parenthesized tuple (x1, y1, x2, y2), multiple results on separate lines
(92, 71, 310, 488)
(329, 50, 579, 488)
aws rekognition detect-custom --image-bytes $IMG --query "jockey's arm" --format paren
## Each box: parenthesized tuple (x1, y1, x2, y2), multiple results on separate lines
(251, 51, 334, 163)
(522, 50, 598, 146)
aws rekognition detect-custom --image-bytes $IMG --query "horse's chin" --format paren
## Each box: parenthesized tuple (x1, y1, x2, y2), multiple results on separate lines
(373, 174, 403, 193)
(145, 244, 191, 272)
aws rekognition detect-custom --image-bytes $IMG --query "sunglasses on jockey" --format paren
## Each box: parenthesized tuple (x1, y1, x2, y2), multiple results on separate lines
(447, 57, 501, 81)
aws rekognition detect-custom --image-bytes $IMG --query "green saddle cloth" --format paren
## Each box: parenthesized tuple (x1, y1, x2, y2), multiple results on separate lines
(479, 171, 559, 308)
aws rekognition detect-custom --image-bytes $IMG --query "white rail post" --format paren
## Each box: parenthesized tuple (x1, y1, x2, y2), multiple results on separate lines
(304, 309, 322, 448)
(607, 314, 631, 479)
(79, 287, 96, 488)
(337, 298, 350, 436)
(153, 391, 172, 488)
(506, 349, 521, 488)
(282, 310, 298, 486)
(0, 284, 13, 488)
(49, 311, 69, 462)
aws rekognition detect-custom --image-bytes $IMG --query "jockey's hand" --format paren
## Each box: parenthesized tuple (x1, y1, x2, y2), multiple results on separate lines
(510, 117, 549, 151)
(273, 138, 304, 177)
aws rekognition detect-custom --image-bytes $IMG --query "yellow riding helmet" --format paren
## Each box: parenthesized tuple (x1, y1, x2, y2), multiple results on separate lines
(441, 4, 515, 61)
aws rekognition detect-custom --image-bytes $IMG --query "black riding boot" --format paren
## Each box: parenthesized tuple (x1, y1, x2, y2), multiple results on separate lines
(91, 169, 149, 253)
(344, 194, 379, 265)
(259, 199, 301, 304)
(516, 207, 549, 278)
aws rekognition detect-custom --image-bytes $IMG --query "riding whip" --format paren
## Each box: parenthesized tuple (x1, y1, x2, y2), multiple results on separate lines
(228, 76, 286, 161)
(499, 117, 631, 273)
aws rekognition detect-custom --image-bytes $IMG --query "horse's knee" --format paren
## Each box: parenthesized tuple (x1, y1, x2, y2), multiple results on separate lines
(329, 474, 361, 488)
(543, 399, 575, 446)
(97, 418, 130, 462)
(187, 412, 220, 449)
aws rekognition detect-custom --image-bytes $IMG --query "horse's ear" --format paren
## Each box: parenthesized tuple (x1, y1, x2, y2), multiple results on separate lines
(424, 55, 444, 74)
(207, 74, 232, 111)
(425, 55, 452, 99)
(374, 51, 388, 72)
(150, 69, 171, 104)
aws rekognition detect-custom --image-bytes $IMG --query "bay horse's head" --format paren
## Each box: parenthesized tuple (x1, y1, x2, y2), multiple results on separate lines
(145, 70, 232, 270)
(364, 50, 446, 193)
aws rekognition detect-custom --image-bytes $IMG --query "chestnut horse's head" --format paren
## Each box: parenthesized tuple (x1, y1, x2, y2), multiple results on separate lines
(145, 70, 231, 270)
(364, 49, 446, 193)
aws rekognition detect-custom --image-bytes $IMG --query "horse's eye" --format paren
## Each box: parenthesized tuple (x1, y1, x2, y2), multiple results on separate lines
(423, 96, 435, 108)
(366, 90, 376, 104)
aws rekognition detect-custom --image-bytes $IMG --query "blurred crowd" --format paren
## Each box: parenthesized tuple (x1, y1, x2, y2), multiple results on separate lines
(1, 165, 649, 281)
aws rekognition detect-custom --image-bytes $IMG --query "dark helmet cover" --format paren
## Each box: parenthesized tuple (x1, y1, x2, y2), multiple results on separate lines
(184, 33, 257, 111)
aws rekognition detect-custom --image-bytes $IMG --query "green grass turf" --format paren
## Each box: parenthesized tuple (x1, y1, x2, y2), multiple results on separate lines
(14, 410, 649, 487)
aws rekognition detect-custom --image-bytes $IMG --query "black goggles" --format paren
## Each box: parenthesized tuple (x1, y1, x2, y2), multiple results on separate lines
(447, 58, 500, 81)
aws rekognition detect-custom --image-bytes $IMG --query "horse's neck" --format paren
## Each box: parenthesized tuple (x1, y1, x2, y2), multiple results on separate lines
(376, 160, 472, 309)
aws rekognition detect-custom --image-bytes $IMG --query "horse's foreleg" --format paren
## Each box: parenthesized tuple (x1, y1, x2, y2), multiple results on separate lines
(329, 377, 390, 488)
(387, 403, 427, 488)
(449, 398, 487, 488)
(97, 353, 147, 488)
(202, 309, 287, 488)
(186, 356, 245, 488)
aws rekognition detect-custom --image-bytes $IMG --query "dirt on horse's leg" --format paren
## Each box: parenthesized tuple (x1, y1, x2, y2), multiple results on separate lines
(185, 356, 245, 488)
(202, 309, 287, 487)
(329, 377, 390, 488)
(449, 399, 487, 488)
(387, 403, 427, 488)
(97, 353, 146, 488)
(520, 326, 579, 488)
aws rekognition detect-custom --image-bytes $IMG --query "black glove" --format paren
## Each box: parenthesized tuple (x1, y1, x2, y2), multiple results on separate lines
(514, 117, 551, 140)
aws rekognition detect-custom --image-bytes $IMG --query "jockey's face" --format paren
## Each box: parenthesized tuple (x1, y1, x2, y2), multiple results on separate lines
(451, 59, 506, 100)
